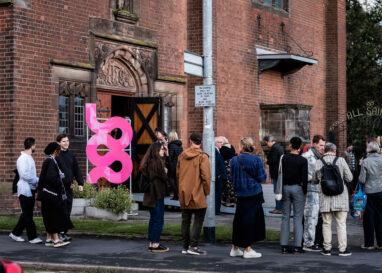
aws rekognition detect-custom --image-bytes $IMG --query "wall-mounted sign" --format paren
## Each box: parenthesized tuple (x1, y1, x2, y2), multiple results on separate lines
(86, 103, 133, 184)
(184, 50, 204, 77)
(195, 85, 216, 107)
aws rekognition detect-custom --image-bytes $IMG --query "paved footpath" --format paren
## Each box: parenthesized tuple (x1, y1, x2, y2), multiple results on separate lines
(1, 235, 381, 273)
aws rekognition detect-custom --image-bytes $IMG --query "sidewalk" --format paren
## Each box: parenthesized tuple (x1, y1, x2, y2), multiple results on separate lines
(129, 183, 364, 247)
(1, 235, 380, 273)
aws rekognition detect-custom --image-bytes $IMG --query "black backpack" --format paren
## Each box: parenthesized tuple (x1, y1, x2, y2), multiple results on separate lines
(139, 173, 151, 193)
(12, 169, 19, 194)
(320, 157, 344, 196)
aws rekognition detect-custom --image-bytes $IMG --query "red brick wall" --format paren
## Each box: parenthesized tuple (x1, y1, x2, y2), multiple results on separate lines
(0, 6, 14, 186)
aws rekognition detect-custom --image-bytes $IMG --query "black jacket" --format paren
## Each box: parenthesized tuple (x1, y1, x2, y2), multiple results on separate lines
(56, 150, 84, 189)
(266, 142, 284, 179)
(168, 140, 183, 178)
(38, 157, 65, 199)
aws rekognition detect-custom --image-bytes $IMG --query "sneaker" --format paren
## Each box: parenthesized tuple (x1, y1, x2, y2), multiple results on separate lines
(303, 245, 322, 252)
(9, 233, 25, 242)
(243, 249, 262, 259)
(151, 244, 169, 253)
(45, 240, 54, 247)
(60, 233, 72, 242)
(361, 244, 375, 250)
(321, 249, 332, 256)
(187, 247, 207, 255)
(281, 246, 289, 254)
(181, 248, 188, 254)
(230, 248, 244, 257)
(29, 237, 43, 244)
(53, 240, 70, 248)
(292, 247, 304, 254)
(338, 249, 352, 257)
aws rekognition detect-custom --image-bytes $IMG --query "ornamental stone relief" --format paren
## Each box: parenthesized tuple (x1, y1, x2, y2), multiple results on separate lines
(59, 81, 90, 98)
(97, 59, 137, 90)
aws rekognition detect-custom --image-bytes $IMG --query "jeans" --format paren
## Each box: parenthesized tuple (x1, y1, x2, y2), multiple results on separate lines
(148, 199, 165, 243)
(303, 189, 320, 247)
(280, 185, 305, 247)
(273, 178, 283, 210)
(12, 193, 37, 241)
(322, 211, 348, 252)
(215, 179, 223, 214)
(181, 208, 206, 249)
(363, 191, 382, 247)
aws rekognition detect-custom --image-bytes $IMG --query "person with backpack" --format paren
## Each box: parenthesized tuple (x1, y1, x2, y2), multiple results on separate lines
(140, 142, 169, 253)
(359, 141, 382, 250)
(9, 137, 42, 244)
(312, 142, 353, 256)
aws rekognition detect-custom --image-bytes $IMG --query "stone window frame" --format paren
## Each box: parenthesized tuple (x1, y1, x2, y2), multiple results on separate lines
(58, 81, 90, 138)
(251, 0, 289, 18)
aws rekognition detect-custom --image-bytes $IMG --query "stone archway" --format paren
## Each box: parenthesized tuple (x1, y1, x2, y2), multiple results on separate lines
(96, 46, 150, 96)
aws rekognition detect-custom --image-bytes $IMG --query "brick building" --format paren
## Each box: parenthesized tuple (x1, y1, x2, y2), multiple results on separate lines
(0, 0, 346, 214)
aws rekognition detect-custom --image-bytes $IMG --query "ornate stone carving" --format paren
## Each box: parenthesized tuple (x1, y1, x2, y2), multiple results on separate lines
(98, 59, 136, 89)
(59, 81, 89, 97)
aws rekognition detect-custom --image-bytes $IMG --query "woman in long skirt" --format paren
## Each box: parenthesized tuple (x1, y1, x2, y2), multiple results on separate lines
(229, 137, 267, 258)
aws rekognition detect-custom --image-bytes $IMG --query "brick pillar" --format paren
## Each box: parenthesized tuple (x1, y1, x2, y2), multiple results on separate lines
(325, 0, 347, 152)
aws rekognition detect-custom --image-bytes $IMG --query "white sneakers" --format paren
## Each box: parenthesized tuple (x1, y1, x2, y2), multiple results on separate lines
(230, 248, 244, 257)
(230, 248, 262, 258)
(243, 249, 262, 259)
(29, 237, 43, 244)
(9, 233, 25, 242)
(10, 233, 42, 244)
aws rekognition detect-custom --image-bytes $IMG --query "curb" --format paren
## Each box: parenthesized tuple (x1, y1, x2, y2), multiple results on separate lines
(17, 261, 215, 273)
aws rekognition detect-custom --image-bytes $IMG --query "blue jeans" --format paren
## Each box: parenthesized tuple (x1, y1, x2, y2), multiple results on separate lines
(273, 178, 283, 210)
(148, 199, 165, 243)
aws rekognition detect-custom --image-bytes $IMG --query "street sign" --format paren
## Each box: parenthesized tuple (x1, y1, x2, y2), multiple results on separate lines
(184, 51, 203, 77)
(195, 85, 216, 107)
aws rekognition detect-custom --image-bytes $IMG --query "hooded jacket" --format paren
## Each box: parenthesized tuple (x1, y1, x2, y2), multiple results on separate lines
(176, 147, 211, 209)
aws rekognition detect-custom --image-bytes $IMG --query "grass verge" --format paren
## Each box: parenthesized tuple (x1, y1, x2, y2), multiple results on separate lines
(0, 216, 280, 242)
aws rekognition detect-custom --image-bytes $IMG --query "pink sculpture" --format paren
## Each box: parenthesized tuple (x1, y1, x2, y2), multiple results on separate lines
(86, 103, 133, 184)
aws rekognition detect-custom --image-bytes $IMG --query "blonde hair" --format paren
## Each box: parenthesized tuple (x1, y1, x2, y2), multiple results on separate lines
(240, 137, 255, 153)
(220, 136, 229, 145)
(169, 131, 179, 142)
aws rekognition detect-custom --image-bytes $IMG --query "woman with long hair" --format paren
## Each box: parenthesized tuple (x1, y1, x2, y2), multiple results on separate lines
(168, 131, 183, 200)
(229, 137, 267, 258)
(140, 141, 169, 252)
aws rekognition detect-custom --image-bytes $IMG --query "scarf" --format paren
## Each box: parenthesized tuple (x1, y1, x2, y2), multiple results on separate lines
(311, 147, 322, 160)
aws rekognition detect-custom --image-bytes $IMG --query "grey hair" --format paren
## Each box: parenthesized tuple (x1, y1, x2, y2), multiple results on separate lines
(263, 135, 275, 142)
(324, 142, 337, 153)
(367, 141, 380, 154)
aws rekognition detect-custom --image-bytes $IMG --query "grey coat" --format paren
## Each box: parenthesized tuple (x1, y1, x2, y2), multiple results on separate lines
(359, 153, 382, 194)
(312, 153, 353, 212)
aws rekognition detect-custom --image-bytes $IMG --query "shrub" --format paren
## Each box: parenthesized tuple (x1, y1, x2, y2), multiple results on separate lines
(93, 186, 132, 214)
(73, 182, 97, 199)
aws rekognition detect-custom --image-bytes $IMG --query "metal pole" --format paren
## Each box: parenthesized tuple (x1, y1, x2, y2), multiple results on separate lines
(202, 0, 215, 244)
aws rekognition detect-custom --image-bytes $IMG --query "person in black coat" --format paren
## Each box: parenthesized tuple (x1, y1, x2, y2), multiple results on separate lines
(220, 137, 237, 207)
(215, 137, 227, 215)
(56, 134, 84, 241)
(264, 135, 284, 214)
(38, 142, 71, 248)
(168, 131, 183, 200)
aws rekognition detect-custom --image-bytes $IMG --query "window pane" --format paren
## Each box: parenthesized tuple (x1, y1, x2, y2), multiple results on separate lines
(263, 0, 272, 5)
(275, 0, 283, 9)
(74, 97, 84, 136)
(59, 95, 69, 134)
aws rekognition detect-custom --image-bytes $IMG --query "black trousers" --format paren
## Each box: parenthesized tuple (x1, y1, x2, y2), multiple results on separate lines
(12, 192, 37, 240)
(62, 189, 74, 233)
(181, 208, 206, 249)
(314, 213, 324, 246)
(363, 191, 382, 247)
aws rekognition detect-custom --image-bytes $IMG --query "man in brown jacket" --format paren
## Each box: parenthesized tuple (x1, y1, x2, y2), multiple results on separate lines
(177, 133, 211, 255)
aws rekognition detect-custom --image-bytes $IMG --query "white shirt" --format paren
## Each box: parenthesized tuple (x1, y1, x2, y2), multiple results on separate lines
(16, 151, 39, 197)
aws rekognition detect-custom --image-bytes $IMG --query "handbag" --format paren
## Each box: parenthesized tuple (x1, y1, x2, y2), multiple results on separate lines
(275, 155, 284, 201)
(350, 181, 367, 220)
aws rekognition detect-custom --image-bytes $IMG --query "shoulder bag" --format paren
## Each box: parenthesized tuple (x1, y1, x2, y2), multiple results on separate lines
(275, 155, 284, 201)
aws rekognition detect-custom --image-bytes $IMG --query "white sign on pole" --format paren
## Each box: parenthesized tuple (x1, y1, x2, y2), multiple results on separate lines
(195, 85, 216, 107)
(184, 51, 204, 77)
